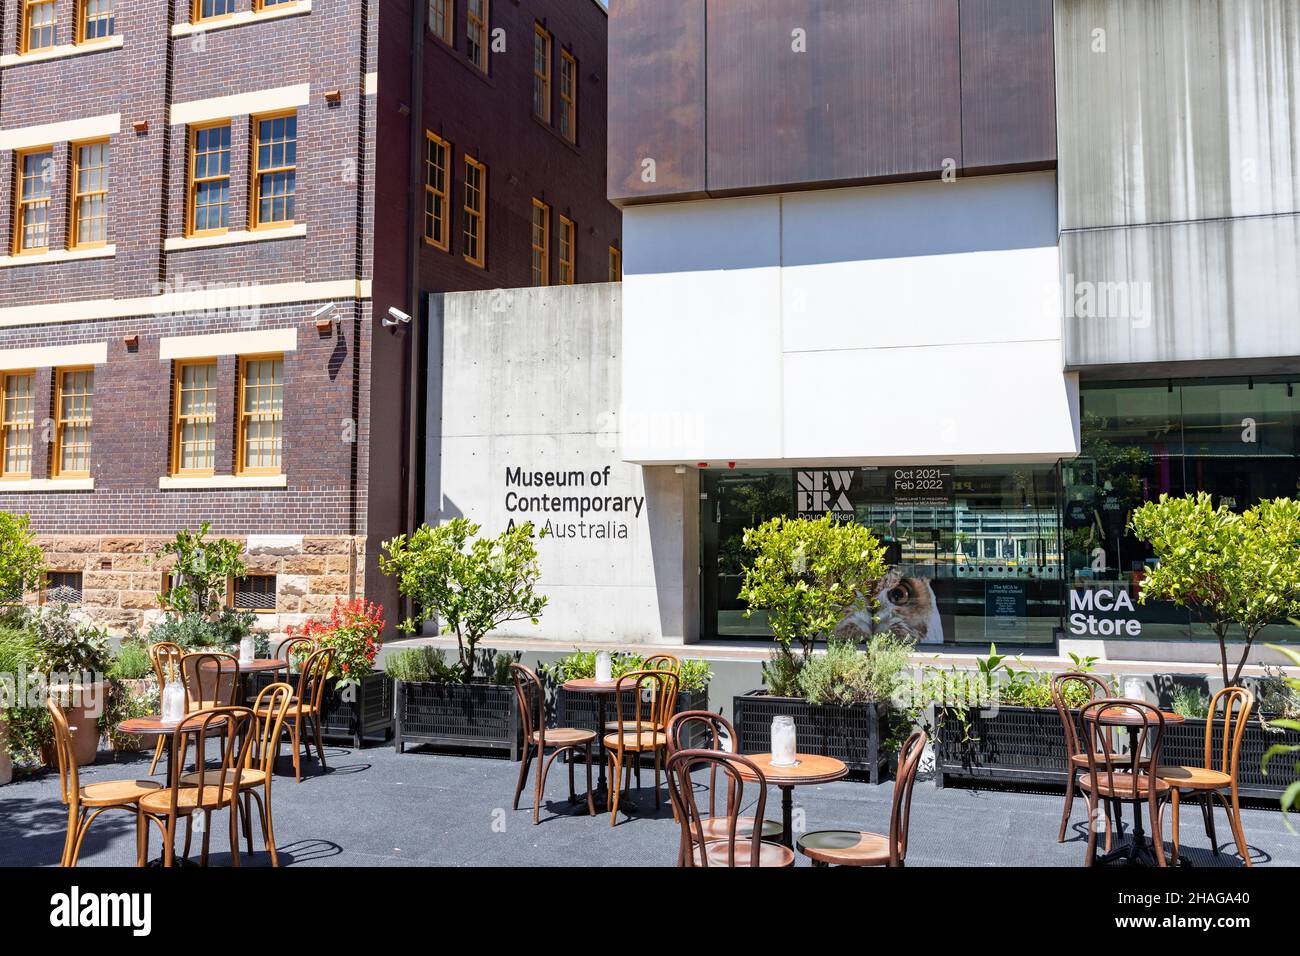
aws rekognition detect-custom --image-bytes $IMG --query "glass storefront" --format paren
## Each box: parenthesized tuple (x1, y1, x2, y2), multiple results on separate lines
(699, 376, 1300, 646)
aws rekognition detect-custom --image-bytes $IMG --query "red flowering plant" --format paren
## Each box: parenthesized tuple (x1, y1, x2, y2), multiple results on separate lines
(286, 598, 385, 689)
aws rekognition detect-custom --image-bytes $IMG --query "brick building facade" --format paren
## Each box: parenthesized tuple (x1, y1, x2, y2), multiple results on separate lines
(0, 0, 617, 635)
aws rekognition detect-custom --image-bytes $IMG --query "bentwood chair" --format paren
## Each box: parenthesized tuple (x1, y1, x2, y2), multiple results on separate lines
(182, 682, 293, 865)
(666, 749, 794, 867)
(604, 669, 679, 825)
(1079, 699, 1171, 867)
(1051, 672, 1119, 849)
(1158, 687, 1255, 866)
(273, 637, 315, 683)
(605, 655, 682, 789)
(253, 647, 334, 782)
(47, 697, 161, 867)
(796, 730, 927, 867)
(138, 707, 255, 867)
(181, 651, 241, 711)
(147, 642, 185, 775)
(510, 663, 597, 824)
(665, 710, 782, 858)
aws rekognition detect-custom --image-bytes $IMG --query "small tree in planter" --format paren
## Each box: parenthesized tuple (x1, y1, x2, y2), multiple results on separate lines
(734, 515, 893, 777)
(1130, 494, 1300, 687)
(380, 520, 547, 758)
(0, 512, 44, 613)
(381, 519, 547, 681)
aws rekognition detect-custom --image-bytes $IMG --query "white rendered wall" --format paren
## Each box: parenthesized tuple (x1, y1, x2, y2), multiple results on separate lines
(621, 172, 1079, 466)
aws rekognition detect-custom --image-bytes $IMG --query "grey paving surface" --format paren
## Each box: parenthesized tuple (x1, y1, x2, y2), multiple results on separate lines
(2, 742, 1297, 868)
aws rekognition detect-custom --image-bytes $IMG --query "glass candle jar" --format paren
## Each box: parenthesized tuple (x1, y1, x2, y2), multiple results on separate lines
(771, 715, 798, 766)
(595, 652, 613, 684)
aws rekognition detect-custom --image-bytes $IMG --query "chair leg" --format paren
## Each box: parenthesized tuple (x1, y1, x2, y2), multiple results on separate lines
(608, 751, 623, 826)
(1215, 788, 1252, 867)
(252, 789, 277, 867)
(513, 743, 534, 811)
(200, 810, 212, 867)
(1102, 797, 1113, 853)
(164, 816, 176, 868)
(136, 809, 148, 867)
(182, 815, 193, 861)
(1170, 788, 1182, 866)
(1148, 793, 1167, 867)
(533, 744, 546, 826)
(229, 801, 241, 868)
(568, 748, 577, 803)
(291, 721, 302, 783)
(1058, 771, 1076, 843)
(242, 792, 255, 857)
(653, 746, 662, 810)
(60, 802, 78, 867)
(1083, 792, 1099, 867)
(311, 715, 327, 771)
(1201, 793, 1219, 855)
(584, 743, 595, 816)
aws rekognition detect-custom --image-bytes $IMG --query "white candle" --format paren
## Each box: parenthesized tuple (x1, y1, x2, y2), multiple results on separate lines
(239, 636, 255, 665)
(595, 652, 613, 684)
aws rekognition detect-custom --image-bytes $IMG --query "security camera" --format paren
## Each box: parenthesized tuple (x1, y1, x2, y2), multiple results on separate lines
(383, 307, 412, 328)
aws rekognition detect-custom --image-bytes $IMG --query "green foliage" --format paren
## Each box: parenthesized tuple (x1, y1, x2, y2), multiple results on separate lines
(146, 609, 267, 656)
(4, 704, 50, 769)
(1130, 493, 1300, 686)
(155, 522, 247, 616)
(0, 512, 44, 606)
(1262, 640, 1300, 825)
(105, 677, 159, 751)
(1170, 686, 1210, 719)
(739, 514, 888, 669)
(762, 647, 803, 698)
(0, 620, 36, 676)
(380, 519, 548, 682)
(107, 639, 154, 681)
(1257, 666, 1300, 721)
(539, 650, 714, 692)
(796, 635, 914, 707)
(31, 604, 111, 676)
(383, 645, 461, 684)
(489, 650, 522, 686)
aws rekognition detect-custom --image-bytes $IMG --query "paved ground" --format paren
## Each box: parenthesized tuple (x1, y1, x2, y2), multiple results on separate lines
(2, 741, 1296, 868)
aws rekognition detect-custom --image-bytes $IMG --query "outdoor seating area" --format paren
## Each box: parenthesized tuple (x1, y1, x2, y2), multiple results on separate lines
(5, 646, 1296, 870)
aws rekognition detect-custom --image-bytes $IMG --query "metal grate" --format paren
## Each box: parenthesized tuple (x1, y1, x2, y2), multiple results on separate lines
(735, 692, 887, 781)
(232, 574, 276, 611)
(45, 571, 82, 605)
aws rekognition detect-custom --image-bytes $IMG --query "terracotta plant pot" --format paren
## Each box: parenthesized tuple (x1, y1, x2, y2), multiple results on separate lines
(50, 682, 106, 767)
(0, 721, 12, 786)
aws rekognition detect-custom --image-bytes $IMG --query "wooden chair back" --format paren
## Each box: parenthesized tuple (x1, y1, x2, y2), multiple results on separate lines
(45, 696, 80, 807)
(149, 641, 184, 686)
(642, 655, 682, 715)
(160, 707, 254, 815)
(181, 651, 240, 709)
(1080, 698, 1165, 788)
(666, 749, 769, 868)
(613, 669, 678, 738)
(1050, 671, 1112, 758)
(665, 710, 737, 820)
(248, 682, 294, 776)
(889, 730, 928, 866)
(295, 648, 335, 713)
(275, 637, 315, 677)
(1203, 686, 1255, 779)
(509, 663, 546, 745)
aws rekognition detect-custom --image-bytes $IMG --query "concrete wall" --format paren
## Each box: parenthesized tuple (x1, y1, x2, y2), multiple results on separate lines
(620, 171, 1080, 466)
(1057, 0, 1300, 370)
(428, 285, 698, 645)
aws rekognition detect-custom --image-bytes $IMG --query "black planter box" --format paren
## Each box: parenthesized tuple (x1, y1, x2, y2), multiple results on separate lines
(934, 705, 1071, 789)
(935, 706, 1300, 800)
(733, 691, 888, 783)
(245, 671, 393, 748)
(1161, 716, 1300, 800)
(394, 680, 524, 761)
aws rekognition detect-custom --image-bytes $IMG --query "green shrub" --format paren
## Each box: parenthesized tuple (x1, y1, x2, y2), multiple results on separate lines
(795, 635, 914, 706)
(539, 649, 714, 692)
(384, 646, 461, 683)
(762, 647, 803, 698)
(146, 610, 268, 657)
(1171, 686, 1210, 719)
(0, 512, 44, 606)
(31, 604, 111, 676)
(108, 640, 154, 681)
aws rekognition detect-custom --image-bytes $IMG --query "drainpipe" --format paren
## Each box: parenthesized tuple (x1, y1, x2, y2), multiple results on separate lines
(403, 0, 427, 625)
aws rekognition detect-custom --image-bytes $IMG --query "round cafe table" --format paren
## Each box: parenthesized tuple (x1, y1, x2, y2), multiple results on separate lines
(736, 753, 849, 849)
(562, 678, 622, 799)
(1093, 707, 1185, 867)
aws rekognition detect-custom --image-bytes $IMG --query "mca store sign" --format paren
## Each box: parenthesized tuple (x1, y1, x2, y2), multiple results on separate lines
(1068, 587, 1143, 637)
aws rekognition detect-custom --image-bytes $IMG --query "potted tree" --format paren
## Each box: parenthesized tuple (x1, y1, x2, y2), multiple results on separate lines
(381, 519, 547, 759)
(0, 512, 43, 785)
(105, 638, 158, 755)
(730, 514, 899, 780)
(32, 605, 113, 767)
